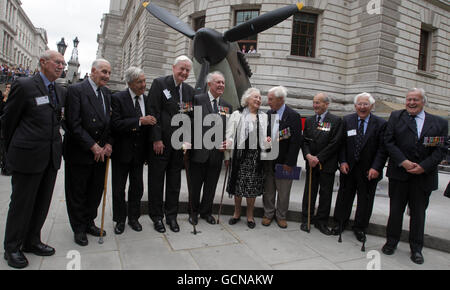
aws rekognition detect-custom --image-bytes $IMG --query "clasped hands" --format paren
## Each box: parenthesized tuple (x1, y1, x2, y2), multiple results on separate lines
(91, 143, 112, 162)
(401, 160, 425, 175)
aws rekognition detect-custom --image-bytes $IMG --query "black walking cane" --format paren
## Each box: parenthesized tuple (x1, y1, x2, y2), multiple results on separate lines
(99, 157, 110, 244)
(307, 162, 323, 233)
(183, 149, 200, 235)
(217, 160, 230, 224)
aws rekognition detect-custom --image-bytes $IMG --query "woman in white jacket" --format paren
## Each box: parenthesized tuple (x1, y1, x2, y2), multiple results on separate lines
(224, 88, 270, 229)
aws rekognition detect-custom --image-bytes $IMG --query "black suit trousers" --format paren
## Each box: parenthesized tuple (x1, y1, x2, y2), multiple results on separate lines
(112, 160, 144, 222)
(333, 165, 378, 230)
(65, 161, 107, 233)
(4, 162, 57, 252)
(302, 166, 335, 224)
(148, 148, 183, 222)
(189, 155, 223, 217)
(386, 178, 430, 252)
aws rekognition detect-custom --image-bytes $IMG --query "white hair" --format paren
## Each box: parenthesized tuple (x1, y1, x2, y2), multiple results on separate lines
(408, 88, 428, 104)
(173, 55, 193, 67)
(207, 71, 225, 83)
(241, 87, 261, 108)
(124, 66, 144, 84)
(268, 86, 288, 99)
(354, 92, 376, 105)
(92, 58, 111, 69)
(39, 50, 58, 68)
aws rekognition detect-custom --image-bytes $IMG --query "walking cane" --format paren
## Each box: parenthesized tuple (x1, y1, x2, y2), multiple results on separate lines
(99, 157, 110, 244)
(307, 162, 323, 233)
(183, 149, 200, 235)
(217, 160, 230, 224)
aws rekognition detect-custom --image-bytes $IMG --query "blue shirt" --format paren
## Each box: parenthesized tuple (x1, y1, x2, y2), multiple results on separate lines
(358, 114, 371, 135)
(40, 72, 54, 92)
(414, 110, 425, 138)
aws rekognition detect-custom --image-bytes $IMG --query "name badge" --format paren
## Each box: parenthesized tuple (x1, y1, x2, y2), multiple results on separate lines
(347, 129, 357, 137)
(163, 89, 172, 100)
(35, 96, 50, 106)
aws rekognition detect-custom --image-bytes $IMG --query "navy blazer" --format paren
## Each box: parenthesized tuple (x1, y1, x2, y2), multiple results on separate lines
(384, 109, 448, 192)
(63, 79, 113, 165)
(2, 74, 65, 173)
(266, 105, 303, 168)
(339, 113, 388, 180)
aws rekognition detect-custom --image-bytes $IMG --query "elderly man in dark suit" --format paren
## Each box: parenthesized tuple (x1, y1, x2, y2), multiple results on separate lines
(146, 56, 195, 233)
(263, 86, 302, 229)
(2, 50, 66, 268)
(64, 59, 113, 246)
(300, 92, 343, 235)
(331, 93, 388, 244)
(382, 88, 448, 265)
(188, 71, 232, 225)
(110, 67, 156, 234)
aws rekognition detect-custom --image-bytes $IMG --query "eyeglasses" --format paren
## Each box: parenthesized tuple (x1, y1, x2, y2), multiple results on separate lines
(47, 59, 66, 67)
(356, 103, 371, 107)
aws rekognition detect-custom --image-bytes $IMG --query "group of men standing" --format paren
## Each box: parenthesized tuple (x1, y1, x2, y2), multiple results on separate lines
(1, 49, 447, 269)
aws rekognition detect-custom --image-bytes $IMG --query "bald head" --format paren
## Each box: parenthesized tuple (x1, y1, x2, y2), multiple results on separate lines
(313, 92, 330, 115)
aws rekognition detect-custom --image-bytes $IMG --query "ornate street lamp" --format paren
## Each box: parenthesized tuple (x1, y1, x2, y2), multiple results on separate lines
(57, 37, 68, 56)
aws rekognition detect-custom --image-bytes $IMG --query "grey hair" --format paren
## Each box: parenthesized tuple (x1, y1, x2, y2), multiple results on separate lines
(408, 88, 428, 104)
(268, 86, 288, 99)
(354, 92, 376, 105)
(207, 71, 225, 83)
(39, 50, 56, 68)
(241, 87, 261, 108)
(124, 66, 144, 84)
(92, 58, 111, 69)
(173, 55, 193, 67)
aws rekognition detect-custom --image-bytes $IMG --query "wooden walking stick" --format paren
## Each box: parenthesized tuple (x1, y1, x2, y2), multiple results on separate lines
(217, 160, 230, 224)
(307, 166, 312, 233)
(99, 157, 110, 244)
(184, 149, 200, 235)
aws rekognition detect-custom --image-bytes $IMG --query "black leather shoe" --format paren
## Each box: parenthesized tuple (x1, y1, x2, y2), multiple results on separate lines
(315, 223, 332, 236)
(128, 220, 142, 232)
(228, 217, 241, 225)
(154, 220, 166, 233)
(87, 224, 106, 237)
(410, 252, 424, 264)
(201, 215, 216, 225)
(23, 243, 55, 256)
(247, 220, 256, 229)
(300, 223, 310, 232)
(4, 251, 28, 269)
(74, 232, 88, 246)
(114, 222, 125, 235)
(189, 215, 198, 225)
(331, 225, 342, 236)
(382, 243, 396, 255)
(167, 219, 180, 232)
(353, 230, 366, 242)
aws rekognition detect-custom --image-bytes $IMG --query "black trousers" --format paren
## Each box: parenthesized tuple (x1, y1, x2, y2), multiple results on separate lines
(302, 166, 335, 224)
(111, 160, 144, 222)
(4, 163, 57, 252)
(333, 166, 378, 231)
(386, 178, 431, 253)
(148, 148, 183, 222)
(65, 161, 106, 233)
(189, 156, 223, 217)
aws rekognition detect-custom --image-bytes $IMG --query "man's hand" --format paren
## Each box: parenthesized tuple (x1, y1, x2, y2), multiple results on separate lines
(91, 143, 104, 162)
(282, 165, 293, 173)
(140, 115, 157, 126)
(368, 168, 379, 180)
(407, 164, 425, 175)
(306, 154, 320, 168)
(153, 141, 165, 155)
(103, 144, 113, 158)
(340, 163, 349, 174)
(401, 160, 417, 171)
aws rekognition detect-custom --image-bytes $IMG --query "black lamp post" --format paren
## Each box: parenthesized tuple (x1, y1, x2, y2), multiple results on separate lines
(57, 37, 68, 56)
(73, 37, 79, 48)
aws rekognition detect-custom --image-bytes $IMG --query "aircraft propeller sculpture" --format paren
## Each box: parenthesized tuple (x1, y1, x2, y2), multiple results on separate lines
(143, 1, 304, 110)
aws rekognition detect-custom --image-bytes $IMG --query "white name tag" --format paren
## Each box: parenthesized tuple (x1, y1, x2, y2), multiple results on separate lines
(163, 89, 172, 100)
(347, 129, 357, 137)
(36, 96, 50, 106)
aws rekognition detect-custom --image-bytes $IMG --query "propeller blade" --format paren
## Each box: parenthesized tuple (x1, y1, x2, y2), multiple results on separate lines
(194, 59, 210, 95)
(223, 3, 304, 42)
(143, 2, 196, 39)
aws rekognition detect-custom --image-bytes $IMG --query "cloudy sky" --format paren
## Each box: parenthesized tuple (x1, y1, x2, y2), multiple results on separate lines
(21, 0, 110, 76)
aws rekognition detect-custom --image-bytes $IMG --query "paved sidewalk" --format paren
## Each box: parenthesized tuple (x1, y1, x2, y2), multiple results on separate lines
(0, 160, 449, 270)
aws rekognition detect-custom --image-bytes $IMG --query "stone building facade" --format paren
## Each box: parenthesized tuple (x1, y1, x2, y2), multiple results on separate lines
(0, 0, 48, 70)
(97, 0, 449, 114)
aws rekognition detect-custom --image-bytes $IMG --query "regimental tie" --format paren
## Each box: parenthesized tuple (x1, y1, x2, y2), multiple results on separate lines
(409, 114, 418, 142)
(135, 96, 143, 117)
(212, 99, 219, 114)
(354, 118, 365, 161)
(316, 115, 321, 124)
(97, 87, 106, 116)
(48, 83, 58, 106)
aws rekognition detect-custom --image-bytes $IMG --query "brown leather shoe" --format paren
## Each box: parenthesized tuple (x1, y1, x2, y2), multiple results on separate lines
(276, 219, 288, 229)
(261, 217, 272, 226)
